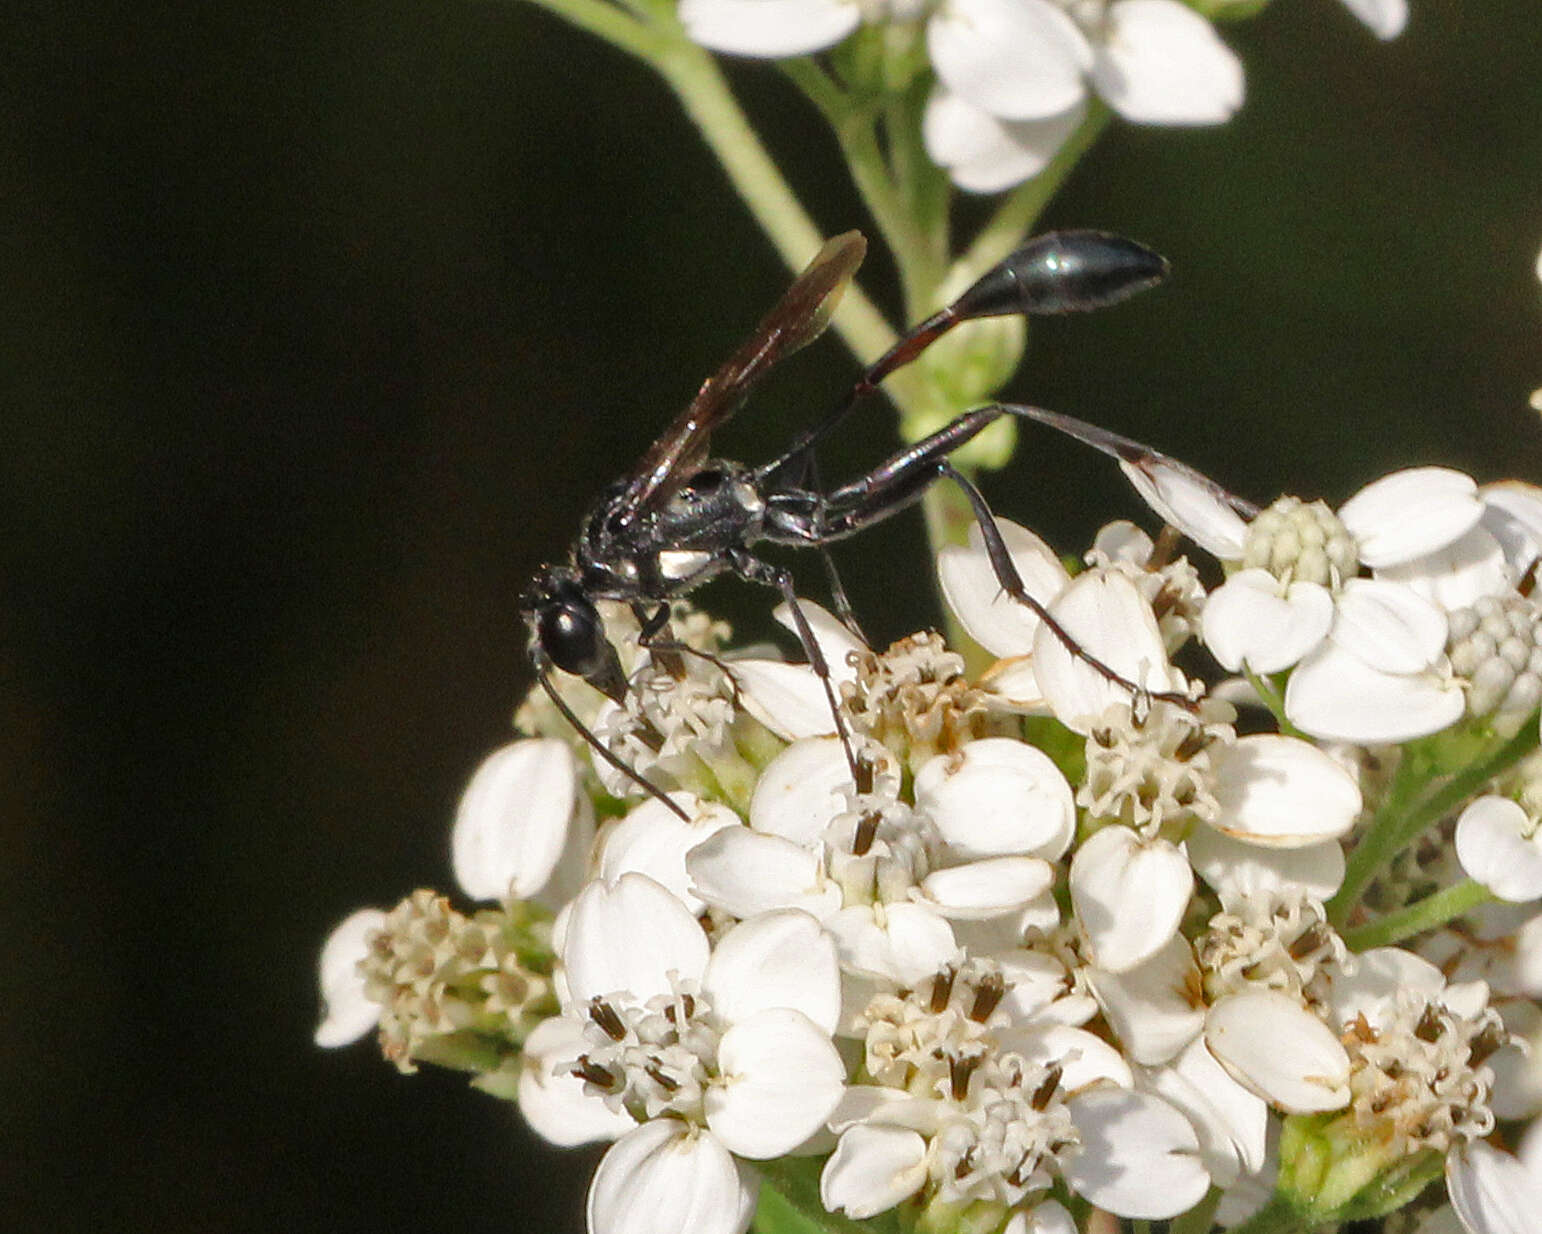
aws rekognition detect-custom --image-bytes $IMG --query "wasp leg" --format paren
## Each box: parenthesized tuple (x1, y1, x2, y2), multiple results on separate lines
(727, 550, 864, 783)
(802, 453, 866, 643)
(533, 659, 689, 821)
(807, 407, 1196, 711)
(630, 601, 691, 680)
(628, 601, 746, 703)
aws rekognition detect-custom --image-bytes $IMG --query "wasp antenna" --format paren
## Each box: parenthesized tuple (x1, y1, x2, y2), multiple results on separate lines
(534, 664, 691, 822)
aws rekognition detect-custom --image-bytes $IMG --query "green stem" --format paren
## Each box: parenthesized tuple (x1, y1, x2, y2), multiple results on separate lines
(1225, 1192, 1313, 1234)
(955, 102, 1112, 286)
(779, 59, 939, 310)
(1328, 719, 1540, 928)
(648, 38, 903, 374)
(520, 0, 666, 58)
(1341, 879, 1491, 952)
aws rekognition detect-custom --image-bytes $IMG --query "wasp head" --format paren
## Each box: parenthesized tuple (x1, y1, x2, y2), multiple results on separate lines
(521, 566, 628, 702)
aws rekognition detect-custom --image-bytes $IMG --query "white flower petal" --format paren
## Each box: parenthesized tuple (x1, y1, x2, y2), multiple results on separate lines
(1482, 481, 1542, 573)
(821, 1124, 929, 1218)
(1205, 991, 1350, 1112)
(1087, 933, 1205, 1065)
(1117, 455, 1249, 559)
(1139, 1036, 1268, 1188)
(704, 910, 841, 1035)
(1070, 827, 1192, 973)
(1091, 0, 1243, 125)
(314, 908, 386, 1047)
(1186, 826, 1345, 901)
(678, 0, 859, 58)
(994, 948, 1083, 1022)
(1004, 1200, 1077, 1234)
(1338, 0, 1407, 39)
(978, 655, 1049, 711)
(771, 600, 864, 688)
(1378, 525, 1512, 611)
(451, 738, 577, 901)
(1033, 571, 1179, 734)
(1332, 578, 1449, 672)
(588, 1120, 757, 1234)
(563, 874, 709, 1006)
(598, 795, 740, 914)
(1062, 1089, 1209, 1219)
(1091, 520, 1155, 564)
(826, 903, 957, 985)
(919, 856, 1055, 919)
(922, 88, 1085, 194)
(517, 1017, 636, 1146)
(1447, 1141, 1542, 1234)
(1456, 796, 1542, 904)
(914, 738, 1075, 860)
(1209, 734, 1362, 848)
(1327, 946, 1446, 1031)
(927, 0, 1091, 121)
(1486, 1001, 1542, 1120)
(936, 518, 1070, 658)
(1200, 571, 1333, 673)
(1337, 467, 1483, 568)
(706, 1008, 845, 1158)
(731, 658, 840, 740)
(1007, 1023, 1134, 1093)
(1284, 641, 1465, 743)
(687, 826, 840, 920)
(751, 737, 852, 845)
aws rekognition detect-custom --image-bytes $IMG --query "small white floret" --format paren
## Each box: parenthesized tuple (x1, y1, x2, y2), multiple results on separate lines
(1456, 796, 1542, 904)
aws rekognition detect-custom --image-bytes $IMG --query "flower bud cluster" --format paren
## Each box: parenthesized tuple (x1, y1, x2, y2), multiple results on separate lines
(356, 890, 555, 1073)
(1447, 592, 1542, 720)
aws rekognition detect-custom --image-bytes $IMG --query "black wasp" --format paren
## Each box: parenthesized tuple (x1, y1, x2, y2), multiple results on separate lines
(521, 230, 1180, 817)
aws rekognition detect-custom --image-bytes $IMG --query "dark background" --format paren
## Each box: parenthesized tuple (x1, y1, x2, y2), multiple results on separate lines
(4, 0, 1540, 1230)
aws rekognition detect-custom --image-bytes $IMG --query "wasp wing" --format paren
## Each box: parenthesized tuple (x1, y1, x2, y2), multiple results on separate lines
(613, 231, 867, 526)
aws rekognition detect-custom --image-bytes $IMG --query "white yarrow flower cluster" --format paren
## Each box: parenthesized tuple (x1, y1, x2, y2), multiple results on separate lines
(318, 442, 1542, 1234)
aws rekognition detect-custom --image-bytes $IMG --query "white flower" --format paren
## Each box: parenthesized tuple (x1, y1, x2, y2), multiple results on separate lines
(819, 963, 1209, 1221)
(926, 0, 1243, 192)
(689, 736, 1068, 984)
(1455, 795, 1542, 903)
(1113, 457, 1475, 742)
(543, 874, 846, 1234)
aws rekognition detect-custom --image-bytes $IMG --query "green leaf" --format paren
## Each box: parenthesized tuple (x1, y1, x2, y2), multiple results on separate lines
(753, 1158, 904, 1234)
